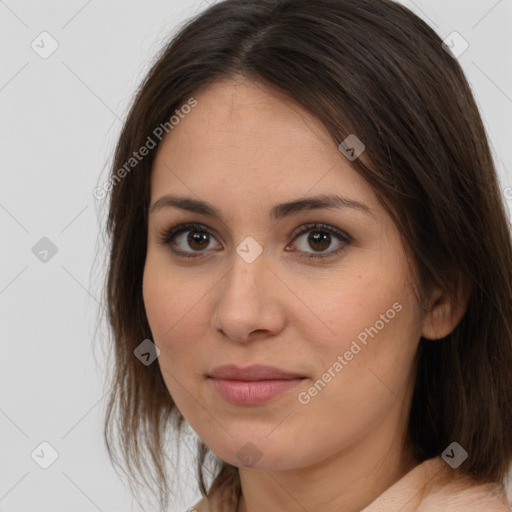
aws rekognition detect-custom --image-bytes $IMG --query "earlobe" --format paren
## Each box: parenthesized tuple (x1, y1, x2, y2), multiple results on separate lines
(421, 276, 471, 340)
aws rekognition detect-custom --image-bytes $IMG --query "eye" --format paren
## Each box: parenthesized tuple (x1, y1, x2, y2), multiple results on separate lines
(287, 222, 351, 260)
(157, 222, 221, 258)
(157, 221, 351, 260)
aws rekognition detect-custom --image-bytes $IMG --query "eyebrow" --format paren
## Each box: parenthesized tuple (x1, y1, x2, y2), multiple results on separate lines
(150, 193, 374, 221)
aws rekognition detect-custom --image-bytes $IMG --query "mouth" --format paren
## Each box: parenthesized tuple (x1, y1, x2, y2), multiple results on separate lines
(207, 364, 307, 405)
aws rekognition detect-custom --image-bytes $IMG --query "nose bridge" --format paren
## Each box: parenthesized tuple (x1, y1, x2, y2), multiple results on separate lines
(212, 237, 281, 340)
(224, 239, 266, 298)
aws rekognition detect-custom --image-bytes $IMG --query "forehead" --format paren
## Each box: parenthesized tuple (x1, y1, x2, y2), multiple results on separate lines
(155, 78, 335, 165)
(150, 78, 377, 217)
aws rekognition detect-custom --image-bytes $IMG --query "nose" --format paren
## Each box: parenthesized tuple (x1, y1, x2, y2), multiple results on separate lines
(211, 247, 286, 343)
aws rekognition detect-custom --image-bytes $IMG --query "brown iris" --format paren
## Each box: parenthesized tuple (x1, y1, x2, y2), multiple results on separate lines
(187, 231, 210, 251)
(308, 231, 331, 252)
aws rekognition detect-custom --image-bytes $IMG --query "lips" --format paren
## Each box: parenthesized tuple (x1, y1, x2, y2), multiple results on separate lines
(208, 364, 306, 381)
(207, 364, 307, 405)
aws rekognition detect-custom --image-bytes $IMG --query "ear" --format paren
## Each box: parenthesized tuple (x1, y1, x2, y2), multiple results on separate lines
(421, 272, 471, 340)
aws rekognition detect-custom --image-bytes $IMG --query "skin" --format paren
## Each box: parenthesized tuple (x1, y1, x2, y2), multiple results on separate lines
(142, 77, 466, 512)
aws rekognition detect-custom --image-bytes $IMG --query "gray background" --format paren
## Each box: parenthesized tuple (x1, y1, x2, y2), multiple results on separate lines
(1, 0, 511, 511)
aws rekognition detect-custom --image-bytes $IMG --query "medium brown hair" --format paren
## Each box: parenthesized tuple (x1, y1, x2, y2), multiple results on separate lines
(101, 0, 512, 508)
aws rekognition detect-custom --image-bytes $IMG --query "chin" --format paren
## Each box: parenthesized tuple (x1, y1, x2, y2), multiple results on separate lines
(207, 435, 314, 472)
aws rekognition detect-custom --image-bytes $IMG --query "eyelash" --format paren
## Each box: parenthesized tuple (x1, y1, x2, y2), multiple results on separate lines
(157, 222, 351, 260)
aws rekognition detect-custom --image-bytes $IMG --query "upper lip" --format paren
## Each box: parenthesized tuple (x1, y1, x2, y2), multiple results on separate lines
(208, 364, 306, 381)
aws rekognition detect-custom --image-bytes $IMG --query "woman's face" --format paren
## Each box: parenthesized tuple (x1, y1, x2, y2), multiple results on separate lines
(143, 77, 425, 471)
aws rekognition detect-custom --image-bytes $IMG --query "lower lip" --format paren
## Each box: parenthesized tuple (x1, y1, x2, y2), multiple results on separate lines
(209, 377, 305, 405)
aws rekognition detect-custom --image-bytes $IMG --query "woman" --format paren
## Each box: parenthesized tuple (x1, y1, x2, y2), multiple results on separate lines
(101, 0, 512, 510)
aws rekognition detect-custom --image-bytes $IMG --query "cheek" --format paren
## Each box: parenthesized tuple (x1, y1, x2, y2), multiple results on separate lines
(290, 286, 420, 458)
(292, 267, 406, 350)
(297, 277, 421, 414)
(142, 258, 200, 356)
(292, 251, 421, 393)
(142, 261, 210, 414)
